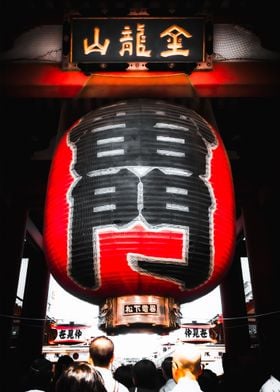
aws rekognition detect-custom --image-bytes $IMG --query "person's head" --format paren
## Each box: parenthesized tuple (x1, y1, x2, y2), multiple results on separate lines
(161, 356, 173, 381)
(172, 343, 202, 383)
(131, 359, 158, 388)
(54, 355, 74, 380)
(198, 368, 219, 392)
(55, 361, 106, 392)
(89, 335, 114, 368)
(22, 355, 53, 391)
(114, 364, 134, 388)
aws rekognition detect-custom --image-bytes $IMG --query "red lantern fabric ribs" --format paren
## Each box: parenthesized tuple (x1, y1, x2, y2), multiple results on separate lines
(44, 99, 235, 305)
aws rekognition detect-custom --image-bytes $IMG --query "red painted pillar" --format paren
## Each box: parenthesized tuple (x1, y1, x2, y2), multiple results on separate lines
(0, 198, 27, 392)
(220, 236, 250, 355)
(242, 185, 279, 353)
(15, 240, 50, 387)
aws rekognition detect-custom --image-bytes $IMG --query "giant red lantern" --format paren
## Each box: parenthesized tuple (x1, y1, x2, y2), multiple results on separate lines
(44, 99, 235, 333)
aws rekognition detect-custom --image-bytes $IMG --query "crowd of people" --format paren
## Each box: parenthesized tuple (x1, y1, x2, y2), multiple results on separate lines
(19, 336, 280, 392)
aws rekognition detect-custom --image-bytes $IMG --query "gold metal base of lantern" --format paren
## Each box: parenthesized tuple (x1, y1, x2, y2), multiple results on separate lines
(98, 295, 182, 335)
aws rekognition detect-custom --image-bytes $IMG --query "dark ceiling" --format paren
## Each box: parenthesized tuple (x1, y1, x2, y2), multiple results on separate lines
(0, 0, 279, 52)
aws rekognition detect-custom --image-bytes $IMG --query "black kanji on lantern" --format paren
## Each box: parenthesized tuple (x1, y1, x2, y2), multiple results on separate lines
(67, 100, 217, 290)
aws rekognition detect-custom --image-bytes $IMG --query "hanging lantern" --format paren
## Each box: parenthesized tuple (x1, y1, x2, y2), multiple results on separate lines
(44, 99, 235, 334)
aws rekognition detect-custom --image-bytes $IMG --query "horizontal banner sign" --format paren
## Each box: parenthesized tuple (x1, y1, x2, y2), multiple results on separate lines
(68, 17, 209, 69)
(48, 323, 90, 345)
(181, 323, 217, 343)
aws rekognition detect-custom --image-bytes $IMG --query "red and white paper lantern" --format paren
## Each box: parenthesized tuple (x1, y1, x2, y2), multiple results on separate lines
(44, 99, 235, 309)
